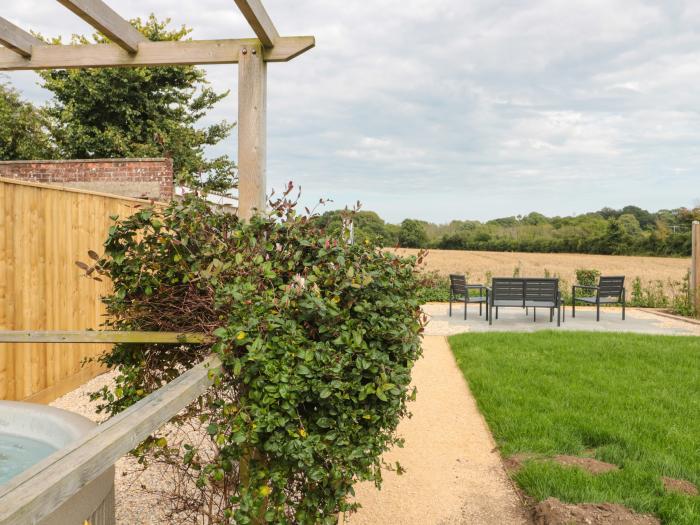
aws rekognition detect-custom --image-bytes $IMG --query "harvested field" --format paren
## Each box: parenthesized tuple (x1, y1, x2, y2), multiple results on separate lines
(392, 248, 689, 285)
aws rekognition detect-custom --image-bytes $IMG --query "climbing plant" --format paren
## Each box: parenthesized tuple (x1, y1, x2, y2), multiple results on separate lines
(83, 185, 425, 523)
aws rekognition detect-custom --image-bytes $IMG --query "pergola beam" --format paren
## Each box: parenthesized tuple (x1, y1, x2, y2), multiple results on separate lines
(0, 36, 314, 70)
(0, 17, 43, 58)
(233, 0, 280, 48)
(56, 0, 147, 53)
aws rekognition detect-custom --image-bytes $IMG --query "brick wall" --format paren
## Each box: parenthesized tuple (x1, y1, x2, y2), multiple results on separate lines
(0, 158, 174, 201)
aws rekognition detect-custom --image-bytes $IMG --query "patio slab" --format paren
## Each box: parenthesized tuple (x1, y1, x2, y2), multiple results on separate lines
(423, 303, 700, 337)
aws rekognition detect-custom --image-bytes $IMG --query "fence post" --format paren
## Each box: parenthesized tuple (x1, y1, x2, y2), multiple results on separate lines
(692, 221, 700, 316)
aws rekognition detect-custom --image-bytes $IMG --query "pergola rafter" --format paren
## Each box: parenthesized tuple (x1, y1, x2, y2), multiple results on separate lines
(233, 0, 279, 48)
(0, 16, 43, 58)
(0, 0, 315, 219)
(56, 0, 148, 53)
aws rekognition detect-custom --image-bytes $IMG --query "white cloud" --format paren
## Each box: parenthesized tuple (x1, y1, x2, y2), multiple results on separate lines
(2, 0, 699, 222)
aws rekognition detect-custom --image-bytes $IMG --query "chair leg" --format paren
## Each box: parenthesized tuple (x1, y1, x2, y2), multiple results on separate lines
(596, 299, 600, 322)
(464, 297, 467, 320)
(533, 308, 536, 322)
(496, 307, 499, 319)
(622, 292, 626, 320)
(572, 286, 576, 318)
(549, 308, 553, 322)
(489, 303, 493, 325)
(479, 302, 482, 316)
(557, 305, 561, 327)
(449, 296, 452, 317)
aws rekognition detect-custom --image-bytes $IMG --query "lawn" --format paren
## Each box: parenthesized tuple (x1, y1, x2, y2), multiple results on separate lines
(449, 331, 700, 525)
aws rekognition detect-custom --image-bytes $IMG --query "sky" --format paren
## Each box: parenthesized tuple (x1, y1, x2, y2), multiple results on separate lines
(2, 0, 699, 223)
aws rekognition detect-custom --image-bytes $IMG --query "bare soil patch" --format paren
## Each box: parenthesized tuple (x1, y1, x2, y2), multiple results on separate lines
(504, 454, 619, 476)
(533, 498, 660, 525)
(553, 455, 619, 475)
(662, 476, 698, 496)
(504, 453, 538, 474)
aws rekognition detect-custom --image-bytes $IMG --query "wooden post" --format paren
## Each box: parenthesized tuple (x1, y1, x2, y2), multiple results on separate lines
(237, 43, 267, 220)
(692, 221, 700, 316)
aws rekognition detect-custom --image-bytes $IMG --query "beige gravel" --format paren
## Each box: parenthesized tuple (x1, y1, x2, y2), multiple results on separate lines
(50, 371, 175, 525)
(346, 336, 529, 525)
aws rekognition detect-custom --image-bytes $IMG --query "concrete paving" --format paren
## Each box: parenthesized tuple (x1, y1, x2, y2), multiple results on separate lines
(423, 303, 700, 337)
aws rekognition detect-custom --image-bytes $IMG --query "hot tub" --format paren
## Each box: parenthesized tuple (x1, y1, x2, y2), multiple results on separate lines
(0, 401, 115, 525)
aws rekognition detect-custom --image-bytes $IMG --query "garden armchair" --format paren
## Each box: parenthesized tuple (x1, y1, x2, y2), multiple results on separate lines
(449, 274, 487, 320)
(572, 276, 626, 321)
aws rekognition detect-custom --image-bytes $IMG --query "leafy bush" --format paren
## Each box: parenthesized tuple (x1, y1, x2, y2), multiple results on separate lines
(416, 270, 450, 302)
(575, 269, 601, 287)
(84, 188, 424, 523)
(630, 277, 669, 308)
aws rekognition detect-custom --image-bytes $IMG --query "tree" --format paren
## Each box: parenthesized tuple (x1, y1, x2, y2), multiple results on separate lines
(39, 16, 235, 192)
(398, 219, 428, 248)
(0, 79, 54, 160)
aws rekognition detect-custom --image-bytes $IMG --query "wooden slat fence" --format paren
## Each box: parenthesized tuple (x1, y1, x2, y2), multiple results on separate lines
(0, 177, 155, 401)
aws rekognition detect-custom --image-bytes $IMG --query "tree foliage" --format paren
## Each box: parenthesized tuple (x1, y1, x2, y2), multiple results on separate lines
(38, 16, 235, 192)
(82, 187, 425, 523)
(315, 204, 697, 257)
(398, 219, 428, 248)
(0, 79, 54, 160)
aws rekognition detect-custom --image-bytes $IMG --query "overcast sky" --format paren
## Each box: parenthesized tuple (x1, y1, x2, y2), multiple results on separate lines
(3, 1, 699, 223)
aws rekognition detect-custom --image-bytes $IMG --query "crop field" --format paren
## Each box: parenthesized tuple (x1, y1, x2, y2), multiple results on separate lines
(392, 248, 690, 286)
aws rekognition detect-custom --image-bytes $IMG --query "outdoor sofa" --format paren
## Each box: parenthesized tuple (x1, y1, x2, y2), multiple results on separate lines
(488, 277, 563, 326)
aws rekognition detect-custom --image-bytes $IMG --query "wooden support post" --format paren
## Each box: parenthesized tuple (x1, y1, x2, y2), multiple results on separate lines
(237, 42, 267, 220)
(692, 221, 700, 316)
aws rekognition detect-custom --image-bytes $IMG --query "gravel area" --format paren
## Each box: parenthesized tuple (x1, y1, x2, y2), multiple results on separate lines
(346, 336, 529, 525)
(50, 371, 175, 525)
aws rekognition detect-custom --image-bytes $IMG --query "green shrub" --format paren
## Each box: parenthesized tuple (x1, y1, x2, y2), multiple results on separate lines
(670, 271, 694, 317)
(83, 189, 424, 523)
(575, 268, 601, 287)
(416, 270, 450, 302)
(630, 277, 669, 308)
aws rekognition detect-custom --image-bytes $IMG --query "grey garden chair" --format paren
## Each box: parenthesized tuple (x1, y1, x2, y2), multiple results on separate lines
(449, 274, 487, 320)
(571, 276, 626, 321)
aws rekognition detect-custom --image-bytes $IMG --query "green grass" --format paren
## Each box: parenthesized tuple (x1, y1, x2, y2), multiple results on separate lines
(449, 331, 700, 525)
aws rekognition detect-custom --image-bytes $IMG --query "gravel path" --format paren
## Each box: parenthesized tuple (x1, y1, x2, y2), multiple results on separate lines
(346, 335, 529, 525)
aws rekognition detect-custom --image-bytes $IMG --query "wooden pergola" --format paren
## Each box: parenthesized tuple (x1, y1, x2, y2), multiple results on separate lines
(0, 0, 315, 219)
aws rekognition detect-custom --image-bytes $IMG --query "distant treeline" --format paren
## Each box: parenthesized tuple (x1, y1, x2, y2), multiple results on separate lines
(314, 205, 698, 257)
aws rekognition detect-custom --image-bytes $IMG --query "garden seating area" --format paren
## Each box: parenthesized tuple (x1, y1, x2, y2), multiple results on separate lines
(450, 273, 628, 327)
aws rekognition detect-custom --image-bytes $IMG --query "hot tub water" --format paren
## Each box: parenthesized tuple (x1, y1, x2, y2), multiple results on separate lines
(0, 433, 57, 485)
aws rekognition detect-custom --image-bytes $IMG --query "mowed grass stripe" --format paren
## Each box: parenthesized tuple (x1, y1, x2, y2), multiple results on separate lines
(449, 331, 700, 525)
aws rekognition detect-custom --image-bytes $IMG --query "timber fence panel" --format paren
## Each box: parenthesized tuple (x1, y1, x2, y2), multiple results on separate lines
(0, 177, 156, 401)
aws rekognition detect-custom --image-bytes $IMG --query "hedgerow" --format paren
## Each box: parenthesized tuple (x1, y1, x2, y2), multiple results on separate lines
(83, 186, 425, 524)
